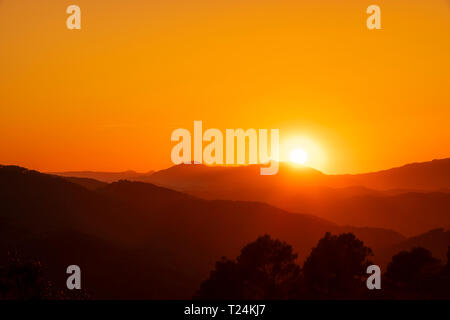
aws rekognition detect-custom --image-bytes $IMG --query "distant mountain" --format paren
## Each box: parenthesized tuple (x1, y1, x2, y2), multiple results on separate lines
(49, 170, 154, 183)
(1, 165, 409, 299)
(305, 191, 450, 236)
(62, 176, 108, 190)
(331, 158, 450, 191)
(138, 158, 450, 192)
(377, 228, 450, 267)
(139, 159, 450, 236)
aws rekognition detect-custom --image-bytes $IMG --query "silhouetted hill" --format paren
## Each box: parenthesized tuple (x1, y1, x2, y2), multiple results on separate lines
(138, 158, 450, 192)
(377, 228, 450, 267)
(97, 180, 406, 258)
(62, 176, 108, 190)
(0, 165, 411, 298)
(139, 160, 450, 236)
(338, 158, 450, 191)
(306, 192, 450, 236)
(49, 170, 154, 183)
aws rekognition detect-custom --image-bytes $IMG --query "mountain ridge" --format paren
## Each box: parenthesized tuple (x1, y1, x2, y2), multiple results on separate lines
(1, 164, 414, 298)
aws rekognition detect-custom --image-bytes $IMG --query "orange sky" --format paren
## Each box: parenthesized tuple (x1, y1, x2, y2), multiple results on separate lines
(1, 0, 449, 174)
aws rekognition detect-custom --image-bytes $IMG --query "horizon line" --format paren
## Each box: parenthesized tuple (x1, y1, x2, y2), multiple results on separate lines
(2, 157, 449, 177)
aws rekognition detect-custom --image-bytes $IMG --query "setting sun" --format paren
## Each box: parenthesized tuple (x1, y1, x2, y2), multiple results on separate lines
(290, 149, 308, 165)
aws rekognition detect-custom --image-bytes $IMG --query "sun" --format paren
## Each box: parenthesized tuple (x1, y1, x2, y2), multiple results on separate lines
(282, 135, 326, 171)
(290, 148, 308, 165)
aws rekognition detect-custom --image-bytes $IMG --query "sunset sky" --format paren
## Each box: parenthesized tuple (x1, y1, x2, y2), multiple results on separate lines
(1, 0, 449, 174)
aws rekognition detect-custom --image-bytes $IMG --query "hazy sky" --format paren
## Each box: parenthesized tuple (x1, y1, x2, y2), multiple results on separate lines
(1, 0, 449, 174)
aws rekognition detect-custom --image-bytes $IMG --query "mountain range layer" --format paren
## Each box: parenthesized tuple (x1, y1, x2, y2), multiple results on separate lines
(2, 162, 450, 298)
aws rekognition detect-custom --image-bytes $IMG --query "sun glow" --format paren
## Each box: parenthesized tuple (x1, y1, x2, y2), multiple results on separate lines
(281, 135, 327, 171)
(290, 148, 308, 164)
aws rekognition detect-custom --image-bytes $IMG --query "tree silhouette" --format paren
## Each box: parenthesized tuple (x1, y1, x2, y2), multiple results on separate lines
(195, 233, 450, 300)
(384, 247, 444, 299)
(301, 232, 373, 299)
(194, 235, 300, 299)
(0, 251, 90, 300)
(0, 251, 50, 300)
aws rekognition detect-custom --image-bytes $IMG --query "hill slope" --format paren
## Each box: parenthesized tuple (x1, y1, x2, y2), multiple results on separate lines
(137, 160, 450, 235)
(49, 170, 154, 183)
(1, 165, 407, 298)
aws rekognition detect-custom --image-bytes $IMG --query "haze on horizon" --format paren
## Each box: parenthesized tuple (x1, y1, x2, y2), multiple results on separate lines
(1, 0, 449, 174)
